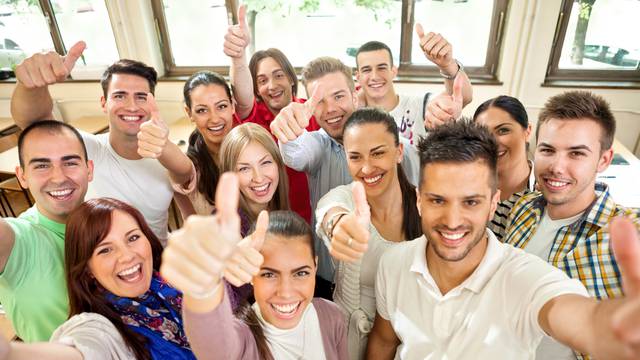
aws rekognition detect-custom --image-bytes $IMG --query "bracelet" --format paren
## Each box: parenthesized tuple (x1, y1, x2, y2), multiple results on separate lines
(189, 281, 222, 300)
(325, 211, 350, 239)
(439, 59, 464, 80)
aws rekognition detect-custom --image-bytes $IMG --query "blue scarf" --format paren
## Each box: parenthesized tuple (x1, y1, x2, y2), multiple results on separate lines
(104, 273, 196, 360)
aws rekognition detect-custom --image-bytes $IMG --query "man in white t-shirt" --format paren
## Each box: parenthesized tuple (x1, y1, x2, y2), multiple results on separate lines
(354, 24, 472, 144)
(11, 42, 194, 242)
(364, 120, 640, 360)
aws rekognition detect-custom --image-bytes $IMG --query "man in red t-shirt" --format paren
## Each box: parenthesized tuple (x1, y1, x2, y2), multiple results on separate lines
(223, 5, 317, 224)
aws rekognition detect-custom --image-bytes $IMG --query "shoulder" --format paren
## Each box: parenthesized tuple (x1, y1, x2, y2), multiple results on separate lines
(313, 298, 343, 317)
(320, 183, 354, 203)
(380, 236, 424, 270)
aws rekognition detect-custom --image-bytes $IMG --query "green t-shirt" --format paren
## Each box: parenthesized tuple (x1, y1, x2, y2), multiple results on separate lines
(0, 206, 68, 342)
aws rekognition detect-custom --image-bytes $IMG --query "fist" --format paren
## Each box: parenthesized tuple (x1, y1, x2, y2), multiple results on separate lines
(137, 93, 169, 159)
(15, 41, 86, 89)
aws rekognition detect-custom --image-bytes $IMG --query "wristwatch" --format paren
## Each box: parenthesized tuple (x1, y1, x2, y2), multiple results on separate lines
(439, 59, 464, 80)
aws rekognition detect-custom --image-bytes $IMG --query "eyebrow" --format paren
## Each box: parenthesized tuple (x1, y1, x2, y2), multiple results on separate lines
(495, 122, 512, 128)
(237, 154, 269, 166)
(111, 90, 148, 97)
(261, 265, 312, 274)
(538, 142, 593, 153)
(28, 154, 82, 165)
(423, 192, 484, 199)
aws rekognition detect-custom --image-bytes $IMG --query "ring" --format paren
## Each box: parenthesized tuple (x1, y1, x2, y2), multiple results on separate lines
(347, 237, 353, 247)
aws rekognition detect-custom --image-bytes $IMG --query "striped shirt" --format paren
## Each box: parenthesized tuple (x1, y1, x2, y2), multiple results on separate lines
(489, 162, 535, 240)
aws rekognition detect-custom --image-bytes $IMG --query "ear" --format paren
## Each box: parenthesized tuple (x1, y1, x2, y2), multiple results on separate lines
(86, 159, 95, 182)
(100, 95, 107, 113)
(525, 123, 532, 142)
(597, 147, 614, 173)
(16, 166, 28, 189)
(489, 189, 501, 220)
(391, 65, 398, 78)
(183, 105, 192, 120)
(351, 90, 359, 109)
(415, 187, 422, 217)
(397, 142, 404, 164)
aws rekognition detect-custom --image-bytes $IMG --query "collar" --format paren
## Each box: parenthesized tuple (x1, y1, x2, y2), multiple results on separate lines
(31, 205, 66, 238)
(317, 128, 344, 153)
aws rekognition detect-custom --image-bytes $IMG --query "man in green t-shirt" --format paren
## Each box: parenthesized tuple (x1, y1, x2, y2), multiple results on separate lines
(0, 120, 93, 342)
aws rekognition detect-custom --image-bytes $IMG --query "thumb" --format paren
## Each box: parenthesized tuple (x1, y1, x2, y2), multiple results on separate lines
(352, 182, 370, 227)
(304, 82, 324, 117)
(238, 4, 247, 28)
(215, 172, 240, 222)
(146, 93, 164, 126)
(63, 41, 86, 71)
(452, 74, 464, 105)
(611, 217, 640, 297)
(251, 210, 269, 250)
(415, 23, 425, 41)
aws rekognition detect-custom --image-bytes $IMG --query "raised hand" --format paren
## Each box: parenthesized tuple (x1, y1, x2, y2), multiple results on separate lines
(160, 173, 243, 299)
(415, 23, 454, 71)
(270, 83, 323, 143)
(223, 210, 268, 287)
(137, 93, 170, 159)
(15, 41, 86, 89)
(424, 74, 464, 129)
(328, 182, 371, 262)
(223, 4, 250, 59)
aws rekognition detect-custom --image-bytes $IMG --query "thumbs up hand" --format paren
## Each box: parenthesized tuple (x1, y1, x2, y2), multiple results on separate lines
(224, 210, 268, 287)
(424, 74, 464, 129)
(223, 4, 250, 59)
(270, 83, 323, 143)
(15, 40, 86, 89)
(415, 23, 454, 71)
(328, 182, 371, 263)
(137, 93, 170, 159)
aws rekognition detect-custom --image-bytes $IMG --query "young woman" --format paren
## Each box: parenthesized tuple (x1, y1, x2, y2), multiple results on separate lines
(315, 108, 422, 359)
(172, 70, 237, 218)
(160, 171, 347, 360)
(0, 198, 195, 360)
(473, 95, 535, 240)
(219, 122, 290, 236)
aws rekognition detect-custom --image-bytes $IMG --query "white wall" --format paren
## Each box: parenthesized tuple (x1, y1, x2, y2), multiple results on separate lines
(1, 0, 639, 152)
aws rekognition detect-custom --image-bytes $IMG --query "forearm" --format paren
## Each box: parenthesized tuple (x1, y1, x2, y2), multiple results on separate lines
(10, 83, 55, 128)
(443, 71, 472, 107)
(159, 142, 194, 186)
(6, 342, 82, 360)
(365, 331, 398, 360)
(230, 57, 255, 120)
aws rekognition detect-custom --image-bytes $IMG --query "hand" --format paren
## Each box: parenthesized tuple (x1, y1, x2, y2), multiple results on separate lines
(223, 210, 268, 287)
(137, 93, 169, 159)
(270, 84, 323, 143)
(329, 182, 371, 262)
(415, 23, 455, 71)
(14, 41, 86, 89)
(223, 4, 250, 59)
(424, 74, 464, 129)
(160, 173, 244, 298)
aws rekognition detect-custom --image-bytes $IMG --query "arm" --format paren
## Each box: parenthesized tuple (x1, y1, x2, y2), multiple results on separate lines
(278, 130, 322, 173)
(0, 342, 82, 360)
(0, 220, 15, 274)
(224, 5, 254, 119)
(10, 42, 86, 128)
(158, 142, 193, 186)
(366, 313, 400, 360)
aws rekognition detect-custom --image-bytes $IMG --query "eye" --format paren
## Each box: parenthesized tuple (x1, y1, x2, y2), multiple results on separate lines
(348, 154, 361, 161)
(237, 166, 250, 173)
(135, 94, 148, 102)
(258, 78, 267, 86)
(261, 159, 273, 166)
(64, 160, 80, 167)
(97, 247, 111, 255)
(538, 148, 554, 154)
(260, 271, 275, 279)
(372, 151, 385, 158)
(335, 94, 344, 101)
(496, 127, 510, 135)
(570, 151, 586, 157)
(465, 199, 479, 206)
(128, 234, 140, 242)
(217, 104, 228, 111)
(112, 94, 124, 100)
(33, 163, 49, 170)
(431, 198, 444, 205)
(275, 73, 284, 79)
(295, 270, 310, 277)
(195, 108, 208, 114)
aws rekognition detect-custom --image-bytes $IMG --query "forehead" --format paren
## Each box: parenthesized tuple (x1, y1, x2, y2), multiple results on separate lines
(107, 73, 151, 95)
(537, 118, 602, 150)
(475, 107, 518, 128)
(357, 49, 392, 68)
(260, 236, 314, 269)
(306, 71, 352, 97)
(21, 128, 85, 162)
(420, 161, 493, 196)
(238, 141, 270, 161)
(257, 57, 284, 76)
(190, 83, 229, 103)
(344, 123, 395, 149)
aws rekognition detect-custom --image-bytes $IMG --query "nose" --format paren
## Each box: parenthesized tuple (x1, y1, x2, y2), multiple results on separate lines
(125, 95, 138, 111)
(116, 246, 136, 265)
(442, 204, 464, 230)
(546, 153, 566, 176)
(276, 276, 293, 298)
(49, 164, 67, 183)
(252, 166, 264, 183)
(361, 159, 375, 175)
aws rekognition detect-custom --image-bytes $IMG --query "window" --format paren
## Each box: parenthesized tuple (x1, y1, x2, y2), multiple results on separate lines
(545, 0, 640, 86)
(152, 0, 508, 81)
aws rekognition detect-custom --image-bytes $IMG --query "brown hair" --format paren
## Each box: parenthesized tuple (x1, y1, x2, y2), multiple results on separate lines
(249, 48, 298, 101)
(65, 198, 164, 360)
(537, 91, 615, 152)
(100, 59, 158, 98)
(301, 57, 355, 95)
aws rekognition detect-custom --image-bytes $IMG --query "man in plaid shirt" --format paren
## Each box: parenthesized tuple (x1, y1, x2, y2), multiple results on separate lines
(504, 91, 640, 359)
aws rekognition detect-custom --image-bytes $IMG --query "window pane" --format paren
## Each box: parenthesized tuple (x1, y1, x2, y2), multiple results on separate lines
(412, 0, 493, 67)
(162, 0, 229, 67)
(558, 0, 639, 70)
(0, 0, 54, 69)
(250, 1, 402, 68)
(51, 0, 119, 66)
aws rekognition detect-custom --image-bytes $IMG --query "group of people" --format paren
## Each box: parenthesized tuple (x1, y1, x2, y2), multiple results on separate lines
(1, 6, 640, 360)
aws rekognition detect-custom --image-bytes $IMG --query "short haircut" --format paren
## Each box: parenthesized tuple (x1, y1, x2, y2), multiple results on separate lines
(249, 48, 298, 100)
(100, 59, 158, 98)
(416, 119, 498, 192)
(18, 120, 88, 168)
(473, 95, 529, 129)
(537, 91, 615, 151)
(356, 41, 394, 68)
(301, 57, 355, 94)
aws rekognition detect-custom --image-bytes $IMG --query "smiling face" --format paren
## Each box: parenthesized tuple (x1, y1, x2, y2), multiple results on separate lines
(87, 210, 154, 298)
(186, 83, 235, 150)
(344, 122, 402, 198)
(253, 235, 316, 329)
(256, 57, 294, 114)
(236, 141, 280, 214)
(355, 49, 397, 101)
(101, 73, 152, 139)
(306, 72, 358, 142)
(417, 160, 499, 264)
(534, 118, 613, 218)
(475, 107, 531, 178)
(17, 128, 93, 223)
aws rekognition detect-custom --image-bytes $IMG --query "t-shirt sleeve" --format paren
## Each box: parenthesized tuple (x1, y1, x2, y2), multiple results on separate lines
(0, 219, 28, 283)
(171, 161, 198, 195)
(79, 130, 100, 162)
(315, 184, 355, 249)
(279, 130, 324, 173)
(375, 250, 392, 320)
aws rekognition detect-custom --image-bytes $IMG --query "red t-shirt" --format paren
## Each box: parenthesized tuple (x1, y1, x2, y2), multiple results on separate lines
(241, 98, 319, 223)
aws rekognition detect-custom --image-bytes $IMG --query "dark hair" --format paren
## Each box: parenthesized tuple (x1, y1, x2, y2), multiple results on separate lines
(417, 119, 498, 192)
(101, 59, 158, 98)
(537, 90, 615, 151)
(249, 48, 298, 101)
(343, 108, 422, 240)
(183, 71, 233, 205)
(18, 120, 88, 168)
(65, 198, 164, 360)
(473, 95, 529, 129)
(238, 211, 315, 360)
(356, 41, 394, 68)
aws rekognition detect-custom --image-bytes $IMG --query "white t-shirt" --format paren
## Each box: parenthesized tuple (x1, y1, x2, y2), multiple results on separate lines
(375, 230, 589, 360)
(525, 211, 584, 360)
(389, 94, 430, 145)
(82, 132, 173, 242)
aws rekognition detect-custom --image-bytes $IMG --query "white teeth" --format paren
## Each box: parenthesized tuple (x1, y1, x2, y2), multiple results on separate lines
(118, 264, 141, 277)
(272, 302, 299, 314)
(121, 115, 141, 121)
(441, 232, 465, 240)
(326, 117, 341, 124)
(363, 174, 382, 184)
(270, 90, 284, 98)
(208, 124, 225, 131)
(548, 180, 568, 187)
(498, 150, 507, 156)
(369, 83, 384, 88)
(252, 183, 269, 192)
(49, 189, 73, 197)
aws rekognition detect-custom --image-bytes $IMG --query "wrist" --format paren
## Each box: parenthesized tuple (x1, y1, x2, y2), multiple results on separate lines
(439, 59, 463, 80)
(325, 211, 350, 239)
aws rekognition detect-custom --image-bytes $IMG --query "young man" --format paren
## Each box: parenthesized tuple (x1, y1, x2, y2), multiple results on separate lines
(11, 42, 193, 242)
(355, 25, 473, 143)
(0, 121, 93, 342)
(366, 120, 640, 359)
(504, 91, 640, 358)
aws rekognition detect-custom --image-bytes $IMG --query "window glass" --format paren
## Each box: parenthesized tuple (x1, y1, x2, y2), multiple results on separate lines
(0, 0, 53, 69)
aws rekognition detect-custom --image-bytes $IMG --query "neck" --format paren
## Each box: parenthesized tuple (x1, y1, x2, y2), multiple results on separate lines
(364, 91, 399, 112)
(498, 159, 530, 201)
(546, 184, 597, 220)
(206, 141, 221, 166)
(368, 178, 403, 220)
(247, 200, 268, 219)
(36, 204, 66, 224)
(109, 132, 142, 160)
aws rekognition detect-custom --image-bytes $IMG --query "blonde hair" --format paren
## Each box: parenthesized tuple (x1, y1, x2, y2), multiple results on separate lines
(301, 56, 355, 94)
(219, 123, 290, 220)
